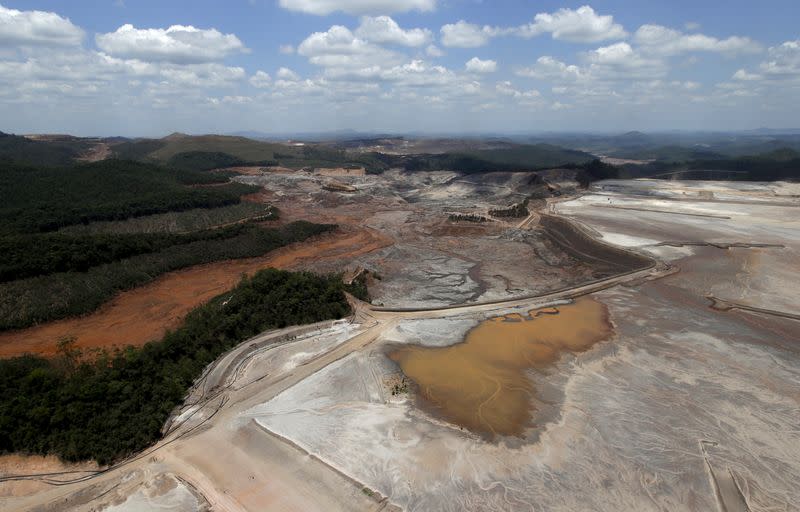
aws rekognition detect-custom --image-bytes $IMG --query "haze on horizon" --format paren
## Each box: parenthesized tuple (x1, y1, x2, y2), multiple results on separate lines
(1, 0, 799, 137)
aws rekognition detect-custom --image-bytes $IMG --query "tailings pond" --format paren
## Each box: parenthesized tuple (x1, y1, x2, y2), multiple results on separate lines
(389, 297, 613, 437)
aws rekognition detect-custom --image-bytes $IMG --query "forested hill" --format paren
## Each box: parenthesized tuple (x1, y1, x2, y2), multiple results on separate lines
(0, 159, 255, 234)
(0, 131, 89, 167)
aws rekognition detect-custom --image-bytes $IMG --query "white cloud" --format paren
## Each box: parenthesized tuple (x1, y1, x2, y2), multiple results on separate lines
(634, 24, 761, 56)
(249, 70, 271, 88)
(440, 21, 500, 48)
(516, 6, 626, 43)
(379, 60, 456, 86)
(517, 43, 665, 88)
(277, 67, 300, 80)
(426, 44, 444, 57)
(465, 57, 496, 73)
(355, 16, 431, 47)
(495, 81, 542, 106)
(733, 69, 762, 81)
(277, 0, 435, 16)
(516, 56, 585, 82)
(297, 25, 400, 69)
(760, 40, 800, 77)
(585, 42, 667, 80)
(441, 7, 625, 48)
(279, 44, 295, 54)
(96, 24, 248, 64)
(221, 95, 253, 104)
(157, 63, 246, 87)
(0, 4, 84, 46)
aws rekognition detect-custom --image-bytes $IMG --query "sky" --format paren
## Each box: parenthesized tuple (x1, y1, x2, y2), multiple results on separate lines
(0, 0, 799, 136)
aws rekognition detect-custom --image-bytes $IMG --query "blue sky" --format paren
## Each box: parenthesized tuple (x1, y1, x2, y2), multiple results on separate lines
(1, 0, 798, 136)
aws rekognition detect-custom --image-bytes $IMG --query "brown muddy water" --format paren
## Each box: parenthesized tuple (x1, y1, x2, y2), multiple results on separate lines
(388, 297, 613, 438)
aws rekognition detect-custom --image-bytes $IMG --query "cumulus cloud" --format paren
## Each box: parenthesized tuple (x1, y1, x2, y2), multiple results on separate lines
(278, 0, 436, 16)
(426, 44, 444, 57)
(157, 63, 246, 87)
(96, 24, 248, 64)
(516, 5, 626, 43)
(249, 70, 271, 88)
(440, 21, 501, 48)
(759, 40, 800, 77)
(585, 42, 666, 80)
(355, 16, 431, 47)
(634, 24, 761, 56)
(516, 56, 585, 81)
(277, 67, 300, 80)
(495, 81, 542, 107)
(517, 43, 665, 86)
(297, 25, 400, 69)
(379, 60, 456, 86)
(733, 69, 762, 81)
(0, 4, 84, 46)
(465, 57, 496, 73)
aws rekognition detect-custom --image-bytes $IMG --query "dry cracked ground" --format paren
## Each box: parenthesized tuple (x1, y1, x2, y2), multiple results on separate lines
(2, 172, 799, 512)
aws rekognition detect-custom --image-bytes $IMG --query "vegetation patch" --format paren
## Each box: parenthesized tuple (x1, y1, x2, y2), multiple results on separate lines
(490, 199, 529, 218)
(0, 268, 360, 464)
(0, 160, 258, 234)
(58, 203, 275, 235)
(448, 213, 488, 223)
(0, 222, 334, 331)
(0, 132, 91, 167)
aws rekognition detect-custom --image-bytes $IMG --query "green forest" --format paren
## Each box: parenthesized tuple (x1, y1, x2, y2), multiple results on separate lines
(0, 132, 91, 167)
(0, 269, 361, 464)
(0, 157, 331, 330)
(0, 159, 257, 234)
(0, 222, 334, 331)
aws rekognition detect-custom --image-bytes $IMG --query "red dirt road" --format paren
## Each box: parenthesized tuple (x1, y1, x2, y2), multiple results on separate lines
(0, 227, 391, 358)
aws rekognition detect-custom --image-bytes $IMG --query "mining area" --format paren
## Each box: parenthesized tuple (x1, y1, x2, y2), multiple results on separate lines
(3, 173, 799, 512)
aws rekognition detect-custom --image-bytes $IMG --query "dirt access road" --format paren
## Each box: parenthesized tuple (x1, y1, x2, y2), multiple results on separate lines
(0, 225, 390, 358)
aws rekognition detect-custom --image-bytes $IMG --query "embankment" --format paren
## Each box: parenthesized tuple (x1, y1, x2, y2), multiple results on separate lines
(539, 214, 654, 271)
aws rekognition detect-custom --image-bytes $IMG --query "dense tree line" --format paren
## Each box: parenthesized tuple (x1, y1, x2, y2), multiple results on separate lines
(0, 268, 360, 464)
(617, 149, 800, 182)
(399, 145, 592, 174)
(0, 160, 258, 234)
(685, 154, 800, 181)
(167, 151, 252, 171)
(490, 199, 530, 218)
(0, 222, 334, 330)
(59, 203, 275, 235)
(0, 225, 269, 282)
(571, 159, 621, 187)
(0, 132, 89, 167)
(449, 213, 488, 222)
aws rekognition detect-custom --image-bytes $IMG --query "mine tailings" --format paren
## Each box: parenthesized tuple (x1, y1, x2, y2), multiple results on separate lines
(388, 297, 613, 438)
(539, 214, 653, 271)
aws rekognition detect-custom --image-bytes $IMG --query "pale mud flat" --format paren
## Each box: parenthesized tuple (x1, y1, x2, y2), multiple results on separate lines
(239, 169, 595, 309)
(97, 473, 208, 512)
(247, 180, 800, 511)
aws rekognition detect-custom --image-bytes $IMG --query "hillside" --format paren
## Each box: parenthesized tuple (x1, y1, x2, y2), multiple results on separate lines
(0, 132, 90, 167)
(117, 134, 296, 163)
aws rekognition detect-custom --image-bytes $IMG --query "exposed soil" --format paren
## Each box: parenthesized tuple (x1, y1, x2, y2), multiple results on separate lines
(216, 166, 269, 176)
(314, 167, 366, 177)
(0, 455, 98, 498)
(0, 226, 391, 358)
(76, 142, 111, 162)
